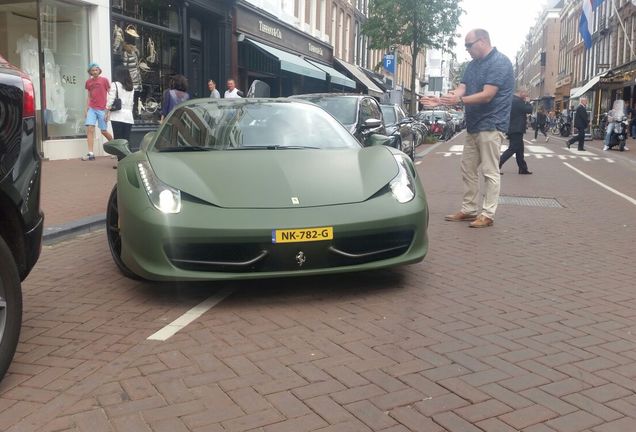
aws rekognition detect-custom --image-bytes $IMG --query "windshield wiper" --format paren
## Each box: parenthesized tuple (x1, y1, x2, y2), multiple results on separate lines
(276, 145, 320, 149)
(157, 146, 214, 152)
(227, 145, 319, 150)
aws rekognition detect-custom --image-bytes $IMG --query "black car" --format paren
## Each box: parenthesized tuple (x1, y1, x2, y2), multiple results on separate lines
(380, 104, 417, 160)
(0, 55, 43, 380)
(290, 93, 387, 146)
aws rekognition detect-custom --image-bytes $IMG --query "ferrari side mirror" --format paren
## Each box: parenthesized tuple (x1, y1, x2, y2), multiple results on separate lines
(361, 118, 382, 129)
(103, 139, 132, 161)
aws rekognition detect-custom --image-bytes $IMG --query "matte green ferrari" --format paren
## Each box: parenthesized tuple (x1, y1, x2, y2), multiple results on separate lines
(104, 99, 428, 281)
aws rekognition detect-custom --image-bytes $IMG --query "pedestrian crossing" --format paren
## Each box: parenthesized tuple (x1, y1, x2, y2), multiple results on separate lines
(440, 145, 615, 163)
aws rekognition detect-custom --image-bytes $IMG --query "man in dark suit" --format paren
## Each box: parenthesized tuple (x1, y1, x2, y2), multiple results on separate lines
(500, 87, 533, 174)
(567, 97, 589, 151)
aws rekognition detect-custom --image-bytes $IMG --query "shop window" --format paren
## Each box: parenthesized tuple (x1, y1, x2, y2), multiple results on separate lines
(39, 0, 89, 139)
(112, 18, 181, 124)
(0, 1, 92, 139)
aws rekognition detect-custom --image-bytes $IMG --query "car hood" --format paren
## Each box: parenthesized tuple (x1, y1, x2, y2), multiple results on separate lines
(147, 146, 398, 208)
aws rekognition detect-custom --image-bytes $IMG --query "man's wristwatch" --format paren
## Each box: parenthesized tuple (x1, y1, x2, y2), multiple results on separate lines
(458, 96, 464, 105)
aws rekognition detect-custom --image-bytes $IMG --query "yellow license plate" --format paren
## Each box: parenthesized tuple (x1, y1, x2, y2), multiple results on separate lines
(272, 227, 334, 243)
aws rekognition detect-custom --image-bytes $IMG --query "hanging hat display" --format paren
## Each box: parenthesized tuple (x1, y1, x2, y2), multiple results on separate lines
(125, 24, 140, 38)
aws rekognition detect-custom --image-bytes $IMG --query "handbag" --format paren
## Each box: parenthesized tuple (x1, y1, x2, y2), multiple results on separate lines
(110, 82, 122, 111)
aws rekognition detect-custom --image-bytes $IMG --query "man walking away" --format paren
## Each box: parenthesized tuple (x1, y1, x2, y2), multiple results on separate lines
(500, 87, 533, 175)
(567, 97, 589, 151)
(420, 28, 514, 228)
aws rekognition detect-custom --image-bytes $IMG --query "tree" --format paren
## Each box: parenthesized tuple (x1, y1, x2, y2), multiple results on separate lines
(363, 0, 462, 114)
(449, 59, 468, 89)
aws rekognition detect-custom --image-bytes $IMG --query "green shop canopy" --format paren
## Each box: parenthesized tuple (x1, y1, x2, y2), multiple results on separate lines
(246, 39, 326, 81)
(306, 59, 356, 89)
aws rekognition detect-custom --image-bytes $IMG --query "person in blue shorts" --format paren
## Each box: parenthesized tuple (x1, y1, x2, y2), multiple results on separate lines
(82, 63, 113, 160)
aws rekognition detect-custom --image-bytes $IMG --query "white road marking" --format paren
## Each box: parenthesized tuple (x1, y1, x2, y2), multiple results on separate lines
(526, 145, 554, 154)
(564, 162, 636, 206)
(566, 148, 595, 156)
(415, 160, 422, 165)
(436, 142, 616, 163)
(147, 288, 235, 341)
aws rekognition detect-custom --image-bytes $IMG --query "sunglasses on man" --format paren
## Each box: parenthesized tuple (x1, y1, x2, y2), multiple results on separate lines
(465, 39, 481, 49)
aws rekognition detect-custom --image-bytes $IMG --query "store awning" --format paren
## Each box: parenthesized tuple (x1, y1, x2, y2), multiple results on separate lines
(245, 39, 326, 81)
(334, 58, 384, 98)
(305, 59, 356, 89)
(570, 72, 606, 99)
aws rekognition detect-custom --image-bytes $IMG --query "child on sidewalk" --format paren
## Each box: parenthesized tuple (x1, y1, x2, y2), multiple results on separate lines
(82, 63, 113, 160)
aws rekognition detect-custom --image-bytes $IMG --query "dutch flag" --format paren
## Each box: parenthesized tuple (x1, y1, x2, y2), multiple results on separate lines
(580, 0, 605, 49)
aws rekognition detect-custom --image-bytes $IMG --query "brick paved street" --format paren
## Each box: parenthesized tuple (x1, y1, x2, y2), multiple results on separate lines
(2, 132, 636, 431)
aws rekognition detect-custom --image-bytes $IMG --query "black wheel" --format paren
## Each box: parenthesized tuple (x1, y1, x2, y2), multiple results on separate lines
(106, 185, 141, 279)
(0, 237, 22, 381)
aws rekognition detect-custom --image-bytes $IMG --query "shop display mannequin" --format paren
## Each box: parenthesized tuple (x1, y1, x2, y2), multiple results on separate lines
(121, 26, 142, 91)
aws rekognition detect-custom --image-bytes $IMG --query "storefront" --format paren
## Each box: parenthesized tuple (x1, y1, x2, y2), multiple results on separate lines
(111, 0, 232, 148)
(234, 0, 351, 97)
(0, 0, 111, 160)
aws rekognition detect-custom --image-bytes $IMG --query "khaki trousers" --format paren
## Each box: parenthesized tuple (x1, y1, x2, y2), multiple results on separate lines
(460, 131, 505, 219)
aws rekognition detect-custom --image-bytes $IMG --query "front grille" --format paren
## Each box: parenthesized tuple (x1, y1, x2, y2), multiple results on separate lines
(164, 229, 415, 273)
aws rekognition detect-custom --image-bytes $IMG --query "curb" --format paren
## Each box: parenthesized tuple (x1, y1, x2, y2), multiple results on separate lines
(43, 214, 106, 245)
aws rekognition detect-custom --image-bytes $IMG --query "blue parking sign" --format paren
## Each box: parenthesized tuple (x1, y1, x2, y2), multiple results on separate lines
(383, 54, 395, 73)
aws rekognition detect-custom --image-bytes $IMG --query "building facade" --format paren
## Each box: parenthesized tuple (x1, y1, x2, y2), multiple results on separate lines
(234, 0, 355, 97)
(515, 3, 561, 112)
(521, 0, 636, 127)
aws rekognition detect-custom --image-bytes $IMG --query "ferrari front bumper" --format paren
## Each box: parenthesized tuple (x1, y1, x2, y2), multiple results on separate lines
(118, 184, 428, 281)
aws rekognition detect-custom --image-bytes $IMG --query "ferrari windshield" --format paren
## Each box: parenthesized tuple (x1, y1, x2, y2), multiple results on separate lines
(153, 101, 361, 151)
(292, 96, 358, 125)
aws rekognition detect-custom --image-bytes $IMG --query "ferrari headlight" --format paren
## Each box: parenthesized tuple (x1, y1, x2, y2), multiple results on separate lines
(137, 161, 181, 213)
(390, 155, 415, 203)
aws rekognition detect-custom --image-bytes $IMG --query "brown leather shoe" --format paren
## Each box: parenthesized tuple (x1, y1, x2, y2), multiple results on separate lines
(469, 215, 494, 228)
(445, 212, 478, 222)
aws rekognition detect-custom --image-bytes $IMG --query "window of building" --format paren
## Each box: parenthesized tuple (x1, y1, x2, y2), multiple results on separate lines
(1, 1, 94, 139)
(112, 1, 182, 125)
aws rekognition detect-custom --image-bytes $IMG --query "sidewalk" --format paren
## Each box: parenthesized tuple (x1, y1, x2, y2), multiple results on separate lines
(42, 156, 117, 243)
